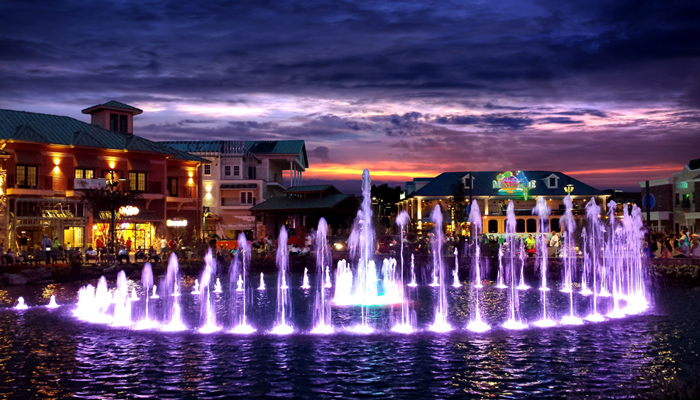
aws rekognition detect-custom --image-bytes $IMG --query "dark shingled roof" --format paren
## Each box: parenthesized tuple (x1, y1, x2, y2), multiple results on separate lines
(0, 109, 206, 162)
(285, 185, 338, 193)
(410, 171, 604, 198)
(250, 194, 354, 212)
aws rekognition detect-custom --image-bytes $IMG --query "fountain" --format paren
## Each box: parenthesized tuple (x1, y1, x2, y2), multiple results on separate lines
(532, 197, 556, 328)
(230, 233, 255, 334)
(560, 196, 583, 326)
(15, 297, 28, 310)
(272, 226, 293, 335)
(584, 198, 605, 322)
(502, 201, 527, 330)
(452, 248, 461, 288)
(311, 218, 333, 334)
(428, 204, 452, 333)
(47, 295, 59, 309)
(466, 201, 490, 333)
(192, 279, 200, 295)
(408, 254, 418, 287)
(392, 210, 415, 333)
(54, 169, 653, 339)
(198, 249, 221, 334)
(258, 273, 266, 291)
(301, 268, 311, 289)
(135, 263, 158, 330)
(495, 244, 507, 289)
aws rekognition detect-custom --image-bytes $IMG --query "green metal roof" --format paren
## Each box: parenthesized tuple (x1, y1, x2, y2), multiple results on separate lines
(81, 100, 143, 114)
(250, 193, 355, 212)
(0, 109, 206, 163)
(245, 140, 308, 168)
(409, 171, 605, 198)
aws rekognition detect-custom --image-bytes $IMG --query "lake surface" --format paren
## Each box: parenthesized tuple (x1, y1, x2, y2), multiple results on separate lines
(0, 276, 698, 399)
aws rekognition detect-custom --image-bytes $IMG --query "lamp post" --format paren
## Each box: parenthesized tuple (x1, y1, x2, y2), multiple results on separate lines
(564, 183, 574, 196)
(99, 169, 125, 254)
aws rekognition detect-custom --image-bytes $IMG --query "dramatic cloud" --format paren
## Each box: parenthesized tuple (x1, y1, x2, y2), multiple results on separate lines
(0, 0, 699, 191)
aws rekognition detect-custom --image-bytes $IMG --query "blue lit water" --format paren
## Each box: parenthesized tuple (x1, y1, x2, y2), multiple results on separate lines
(0, 276, 698, 399)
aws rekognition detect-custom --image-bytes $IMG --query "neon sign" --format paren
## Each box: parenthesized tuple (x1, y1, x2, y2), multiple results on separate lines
(166, 219, 188, 227)
(493, 171, 536, 199)
(118, 205, 139, 217)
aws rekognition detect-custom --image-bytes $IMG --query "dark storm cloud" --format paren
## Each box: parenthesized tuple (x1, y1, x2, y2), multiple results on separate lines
(308, 146, 331, 162)
(537, 117, 582, 125)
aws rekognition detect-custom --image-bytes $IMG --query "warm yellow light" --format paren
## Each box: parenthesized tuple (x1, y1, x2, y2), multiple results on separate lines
(53, 157, 60, 165)
(205, 184, 212, 193)
(187, 177, 194, 185)
(53, 166, 60, 173)
(109, 161, 116, 169)
(188, 171, 194, 178)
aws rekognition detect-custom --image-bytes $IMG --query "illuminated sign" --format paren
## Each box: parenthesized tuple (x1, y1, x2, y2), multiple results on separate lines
(167, 219, 188, 227)
(118, 206, 139, 217)
(492, 171, 536, 199)
(677, 181, 688, 190)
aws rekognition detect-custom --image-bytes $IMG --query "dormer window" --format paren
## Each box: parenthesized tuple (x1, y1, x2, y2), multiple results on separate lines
(544, 174, 559, 189)
(461, 174, 472, 189)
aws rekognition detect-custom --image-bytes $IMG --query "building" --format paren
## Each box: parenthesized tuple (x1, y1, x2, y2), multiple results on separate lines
(0, 101, 208, 252)
(398, 170, 609, 235)
(250, 185, 359, 237)
(161, 140, 308, 239)
(638, 158, 700, 234)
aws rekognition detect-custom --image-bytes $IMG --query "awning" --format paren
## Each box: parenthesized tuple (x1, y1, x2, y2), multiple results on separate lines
(204, 212, 222, 221)
(129, 158, 151, 171)
(13, 150, 42, 165)
(74, 154, 100, 169)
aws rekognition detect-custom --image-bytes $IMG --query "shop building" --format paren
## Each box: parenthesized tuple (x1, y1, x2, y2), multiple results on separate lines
(398, 170, 609, 235)
(638, 158, 700, 234)
(161, 140, 308, 239)
(0, 101, 208, 252)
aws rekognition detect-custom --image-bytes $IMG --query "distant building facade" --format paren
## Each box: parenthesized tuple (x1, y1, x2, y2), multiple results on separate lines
(399, 170, 609, 235)
(251, 185, 359, 237)
(638, 158, 700, 233)
(162, 140, 308, 239)
(0, 101, 208, 252)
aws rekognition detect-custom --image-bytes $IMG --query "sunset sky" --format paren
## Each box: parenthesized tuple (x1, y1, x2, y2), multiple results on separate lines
(1, 0, 698, 193)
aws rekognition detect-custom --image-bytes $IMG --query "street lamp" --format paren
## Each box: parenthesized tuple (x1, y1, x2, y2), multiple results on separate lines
(564, 183, 574, 195)
(99, 169, 126, 254)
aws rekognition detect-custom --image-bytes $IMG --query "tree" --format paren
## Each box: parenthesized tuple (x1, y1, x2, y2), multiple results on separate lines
(80, 187, 142, 252)
(370, 183, 402, 230)
(450, 182, 467, 231)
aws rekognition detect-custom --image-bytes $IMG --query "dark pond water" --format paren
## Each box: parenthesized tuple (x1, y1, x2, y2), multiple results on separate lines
(0, 275, 698, 399)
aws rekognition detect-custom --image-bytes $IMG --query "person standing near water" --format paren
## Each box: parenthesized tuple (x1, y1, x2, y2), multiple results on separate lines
(41, 234, 53, 264)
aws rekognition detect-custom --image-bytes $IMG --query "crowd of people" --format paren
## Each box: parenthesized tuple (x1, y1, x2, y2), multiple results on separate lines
(648, 229, 699, 259)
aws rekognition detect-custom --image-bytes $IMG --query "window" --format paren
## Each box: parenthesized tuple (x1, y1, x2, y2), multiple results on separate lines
(15, 165, 38, 188)
(487, 219, 499, 233)
(526, 219, 537, 233)
(129, 172, 147, 192)
(549, 177, 556, 187)
(204, 164, 211, 176)
(224, 166, 231, 176)
(233, 166, 240, 176)
(516, 219, 525, 233)
(462, 174, 471, 189)
(167, 178, 178, 197)
(109, 113, 128, 133)
(248, 166, 256, 179)
(75, 168, 95, 179)
(550, 218, 560, 232)
(240, 191, 254, 204)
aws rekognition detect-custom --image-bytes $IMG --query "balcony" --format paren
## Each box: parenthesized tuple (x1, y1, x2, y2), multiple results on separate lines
(221, 199, 257, 208)
(167, 186, 196, 211)
(6, 175, 57, 196)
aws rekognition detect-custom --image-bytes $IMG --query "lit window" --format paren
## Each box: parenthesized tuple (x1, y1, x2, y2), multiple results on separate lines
(129, 172, 147, 192)
(75, 168, 95, 179)
(15, 165, 38, 188)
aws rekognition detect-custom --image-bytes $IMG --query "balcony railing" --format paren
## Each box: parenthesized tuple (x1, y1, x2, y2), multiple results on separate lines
(221, 199, 257, 207)
(7, 175, 54, 191)
(168, 186, 196, 198)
